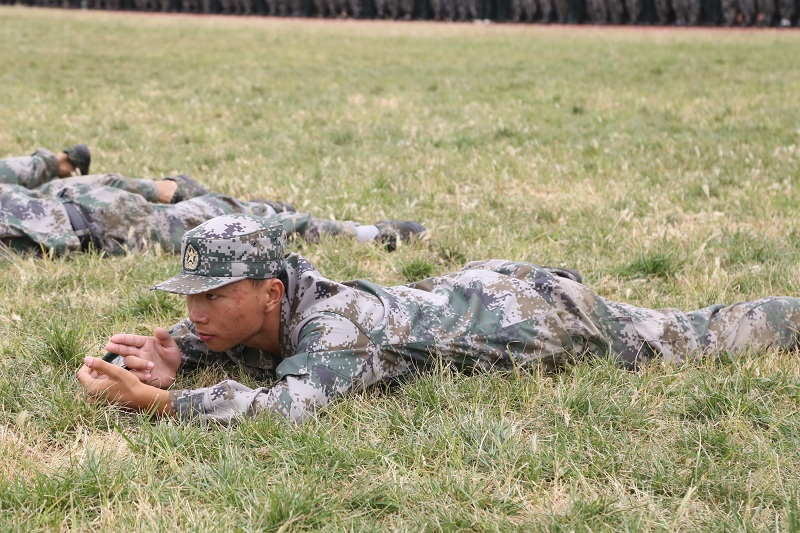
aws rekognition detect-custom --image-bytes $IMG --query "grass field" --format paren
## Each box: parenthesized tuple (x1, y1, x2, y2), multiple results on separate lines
(2, 7, 800, 530)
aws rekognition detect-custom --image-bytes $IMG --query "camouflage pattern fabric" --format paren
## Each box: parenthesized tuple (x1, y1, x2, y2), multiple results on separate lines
(167, 255, 800, 425)
(0, 184, 390, 256)
(153, 216, 288, 294)
(33, 174, 161, 203)
(0, 148, 60, 189)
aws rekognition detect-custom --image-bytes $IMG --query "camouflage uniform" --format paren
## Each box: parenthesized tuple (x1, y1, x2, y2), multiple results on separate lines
(0, 148, 60, 189)
(0, 184, 391, 256)
(158, 216, 800, 425)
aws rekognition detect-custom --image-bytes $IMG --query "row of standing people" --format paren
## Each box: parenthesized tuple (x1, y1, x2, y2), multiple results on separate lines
(6, 0, 798, 26)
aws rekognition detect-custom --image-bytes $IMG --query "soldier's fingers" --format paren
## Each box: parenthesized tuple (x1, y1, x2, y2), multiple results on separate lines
(109, 333, 149, 348)
(84, 356, 127, 380)
(154, 327, 177, 346)
(105, 342, 136, 356)
(123, 355, 155, 372)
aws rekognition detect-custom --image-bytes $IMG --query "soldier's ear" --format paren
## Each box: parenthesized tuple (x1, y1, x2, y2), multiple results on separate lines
(264, 278, 284, 312)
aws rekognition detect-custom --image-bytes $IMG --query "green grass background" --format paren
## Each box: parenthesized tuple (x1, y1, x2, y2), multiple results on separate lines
(1, 8, 800, 530)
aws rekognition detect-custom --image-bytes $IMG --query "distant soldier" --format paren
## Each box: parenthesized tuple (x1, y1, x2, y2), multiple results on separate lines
(0, 181, 425, 256)
(510, 0, 537, 21)
(721, 0, 739, 23)
(552, 0, 570, 21)
(738, 0, 756, 23)
(184, 0, 201, 11)
(585, 0, 607, 22)
(536, 0, 554, 22)
(312, 0, 335, 16)
(398, 0, 414, 18)
(755, 0, 775, 23)
(673, 0, 700, 23)
(625, 0, 641, 22)
(606, 0, 623, 22)
(345, 0, 362, 17)
(1, 145, 90, 189)
(430, 0, 454, 19)
(652, 0, 671, 23)
(373, 0, 388, 16)
(275, 0, 300, 14)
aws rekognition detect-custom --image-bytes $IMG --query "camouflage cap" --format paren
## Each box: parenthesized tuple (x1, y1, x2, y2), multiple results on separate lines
(63, 144, 91, 176)
(153, 214, 287, 295)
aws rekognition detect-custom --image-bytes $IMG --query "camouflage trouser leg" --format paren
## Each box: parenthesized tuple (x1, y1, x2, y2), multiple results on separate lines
(0, 149, 59, 189)
(0, 189, 81, 255)
(61, 187, 250, 254)
(261, 211, 375, 244)
(589, 293, 800, 368)
(35, 174, 161, 203)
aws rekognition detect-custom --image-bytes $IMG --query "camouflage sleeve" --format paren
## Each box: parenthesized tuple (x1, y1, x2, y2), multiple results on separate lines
(0, 149, 59, 188)
(460, 260, 583, 284)
(169, 313, 381, 425)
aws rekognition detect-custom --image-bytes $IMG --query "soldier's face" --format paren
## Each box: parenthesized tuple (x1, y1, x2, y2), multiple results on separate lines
(186, 280, 271, 352)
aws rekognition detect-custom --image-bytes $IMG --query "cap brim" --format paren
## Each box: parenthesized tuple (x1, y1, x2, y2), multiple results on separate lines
(151, 272, 247, 295)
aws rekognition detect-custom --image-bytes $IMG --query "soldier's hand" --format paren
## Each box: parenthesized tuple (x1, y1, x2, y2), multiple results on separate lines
(77, 356, 172, 415)
(105, 327, 181, 389)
